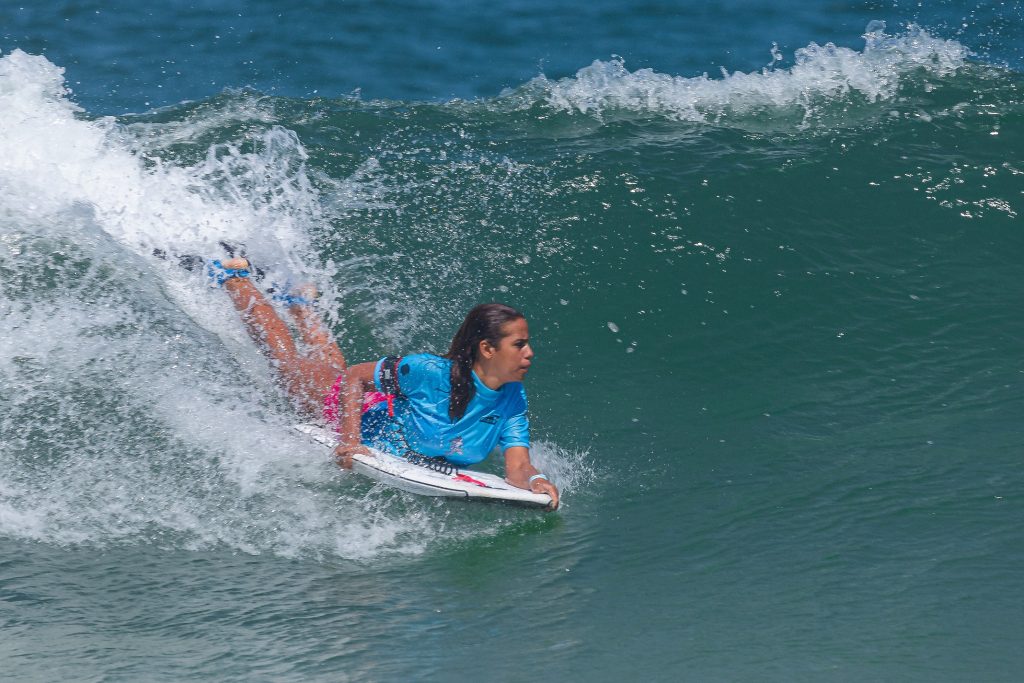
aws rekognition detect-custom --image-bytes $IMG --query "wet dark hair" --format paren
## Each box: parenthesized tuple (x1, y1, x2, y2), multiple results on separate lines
(445, 303, 525, 421)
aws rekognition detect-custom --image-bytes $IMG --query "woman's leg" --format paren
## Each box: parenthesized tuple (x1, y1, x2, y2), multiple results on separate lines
(220, 261, 342, 417)
(282, 283, 348, 371)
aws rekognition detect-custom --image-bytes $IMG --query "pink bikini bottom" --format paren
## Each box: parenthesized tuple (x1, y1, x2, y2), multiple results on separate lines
(322, 374, 394, 431)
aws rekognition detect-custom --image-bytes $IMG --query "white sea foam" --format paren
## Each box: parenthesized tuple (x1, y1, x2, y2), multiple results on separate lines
(0, 49, 314, 268)
(522, 24, 970, 124)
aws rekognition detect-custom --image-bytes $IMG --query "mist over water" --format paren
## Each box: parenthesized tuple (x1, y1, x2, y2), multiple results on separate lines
(2, 6, 1024, 681)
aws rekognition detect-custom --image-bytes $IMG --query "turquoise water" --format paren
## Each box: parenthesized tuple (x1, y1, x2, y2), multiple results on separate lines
(2, 2, 1023, 680)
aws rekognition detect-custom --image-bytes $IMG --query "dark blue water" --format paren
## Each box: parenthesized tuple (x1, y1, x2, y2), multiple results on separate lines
(2, 1, 1023, 681)
(7, 1, 1022, 112)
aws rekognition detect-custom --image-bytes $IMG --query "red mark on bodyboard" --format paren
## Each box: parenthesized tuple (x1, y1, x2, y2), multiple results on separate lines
(454, 473, 490, 488)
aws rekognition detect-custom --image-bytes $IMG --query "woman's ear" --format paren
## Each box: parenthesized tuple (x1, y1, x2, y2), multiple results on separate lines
(478, 339, 496, 359)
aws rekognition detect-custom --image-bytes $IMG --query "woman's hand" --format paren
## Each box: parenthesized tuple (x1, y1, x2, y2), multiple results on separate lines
(504, 446, 560, 510)
(333, 443, 372, 469)
(530, 477, 560, 510)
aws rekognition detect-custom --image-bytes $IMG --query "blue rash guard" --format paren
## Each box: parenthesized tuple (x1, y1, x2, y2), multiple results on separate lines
(360, 353, 530, 467)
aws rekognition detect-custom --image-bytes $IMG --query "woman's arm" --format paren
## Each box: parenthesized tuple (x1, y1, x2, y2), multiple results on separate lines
(504, 446, 559, 510)
(333, 361, 376, 468)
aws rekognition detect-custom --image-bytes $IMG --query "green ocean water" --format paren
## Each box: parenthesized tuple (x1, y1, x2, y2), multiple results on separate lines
(2, 13, 1024, 682)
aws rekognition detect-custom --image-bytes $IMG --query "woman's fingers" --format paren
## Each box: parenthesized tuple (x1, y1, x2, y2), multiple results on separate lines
(333, 444, 370, 469)
(531, 479, 560, 510)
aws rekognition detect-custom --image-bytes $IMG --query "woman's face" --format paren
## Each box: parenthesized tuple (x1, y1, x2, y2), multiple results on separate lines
(484, 317, 533, 384)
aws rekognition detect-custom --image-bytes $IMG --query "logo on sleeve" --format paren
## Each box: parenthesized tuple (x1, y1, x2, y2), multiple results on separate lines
(479, 413, 500, 425)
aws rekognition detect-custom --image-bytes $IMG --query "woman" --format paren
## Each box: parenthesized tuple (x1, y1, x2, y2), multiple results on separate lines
(212, 256, 560, 509)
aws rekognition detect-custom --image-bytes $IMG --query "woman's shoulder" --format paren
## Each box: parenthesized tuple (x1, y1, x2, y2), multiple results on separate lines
(498, 381, 528, 410)
(392, 354, 450, 396)
(400, 353, 451, 375)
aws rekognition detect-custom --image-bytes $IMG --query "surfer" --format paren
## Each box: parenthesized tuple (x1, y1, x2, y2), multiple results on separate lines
(211, 256, 560, 509)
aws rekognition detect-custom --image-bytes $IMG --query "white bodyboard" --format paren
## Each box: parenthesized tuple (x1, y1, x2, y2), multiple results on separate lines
(294, 424, 552, 507)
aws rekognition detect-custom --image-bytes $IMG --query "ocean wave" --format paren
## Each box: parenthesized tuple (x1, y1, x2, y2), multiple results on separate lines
(0, 49, 316, 267)
(504, 23, 971, 126)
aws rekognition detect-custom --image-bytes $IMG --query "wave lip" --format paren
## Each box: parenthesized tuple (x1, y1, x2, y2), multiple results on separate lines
(0, 48, 320, 269)
(519, 23, 970, 125)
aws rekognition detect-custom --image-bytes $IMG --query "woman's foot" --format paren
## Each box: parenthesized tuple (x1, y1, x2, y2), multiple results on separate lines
(271, 281, 318, 307)
(290, 283, 318, 306)
(221, 257, 250, 270)
(207, 257, 251, 286)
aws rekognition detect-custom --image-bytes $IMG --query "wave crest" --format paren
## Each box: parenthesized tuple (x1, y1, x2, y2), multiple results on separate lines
(513, 24, 970, 125)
